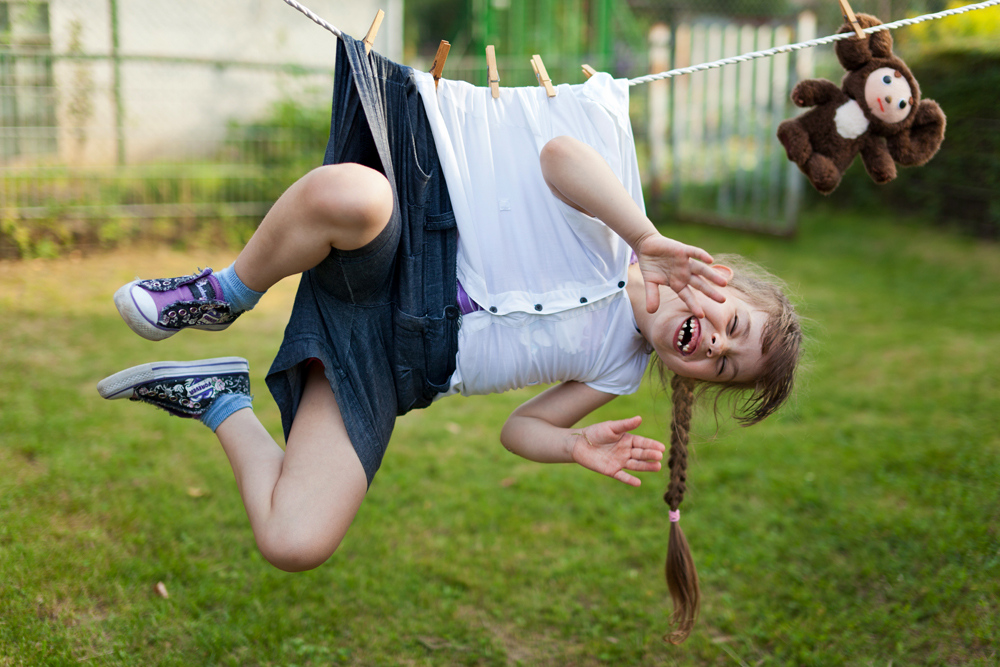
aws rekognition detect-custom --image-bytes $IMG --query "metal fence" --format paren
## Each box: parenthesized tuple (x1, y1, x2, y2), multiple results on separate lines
(0, 0, 969, 257)
(642, 15, 815, 236)
(0, 0, 361, 257)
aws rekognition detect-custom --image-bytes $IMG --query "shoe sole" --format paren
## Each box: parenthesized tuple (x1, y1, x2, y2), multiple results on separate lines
(114, 281, 233, 342)
(97, 357, 250, 400)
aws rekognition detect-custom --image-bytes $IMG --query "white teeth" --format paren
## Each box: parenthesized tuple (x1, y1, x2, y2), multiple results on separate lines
(677, 317, 697, 354)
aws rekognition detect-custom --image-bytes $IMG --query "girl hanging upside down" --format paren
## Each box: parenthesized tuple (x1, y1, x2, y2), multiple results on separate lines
(97, 34, 801, 643)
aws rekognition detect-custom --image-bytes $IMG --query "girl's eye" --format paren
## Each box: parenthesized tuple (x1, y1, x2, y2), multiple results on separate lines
(882, 75, 891, 84)
(718, 357, 727, 376)
(729, 315, 739, 336)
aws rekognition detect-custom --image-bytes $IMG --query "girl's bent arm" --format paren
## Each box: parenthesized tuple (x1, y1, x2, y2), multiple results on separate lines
(500, 382, 666, 487)
(539, 135, 728, 317)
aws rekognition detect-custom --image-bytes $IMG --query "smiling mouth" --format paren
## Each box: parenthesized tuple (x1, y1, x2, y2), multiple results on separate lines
(674, 316, 700, 356)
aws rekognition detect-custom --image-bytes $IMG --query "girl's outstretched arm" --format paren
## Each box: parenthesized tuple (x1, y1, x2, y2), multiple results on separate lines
(500, 382, 665, 487)
(539, 135, 727, 317)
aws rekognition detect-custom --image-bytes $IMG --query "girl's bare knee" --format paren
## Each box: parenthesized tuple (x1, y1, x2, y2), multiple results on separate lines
(300, 164, 393, 249)
(257, 528, 343, 573)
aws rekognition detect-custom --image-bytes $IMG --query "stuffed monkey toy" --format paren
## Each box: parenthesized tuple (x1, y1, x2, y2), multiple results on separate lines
(777, 13, 946, 194)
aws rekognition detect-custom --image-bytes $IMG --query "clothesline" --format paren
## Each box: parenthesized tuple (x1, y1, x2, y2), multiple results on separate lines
(629, 0, 1000, 85)
(279, 0, 1000, 86)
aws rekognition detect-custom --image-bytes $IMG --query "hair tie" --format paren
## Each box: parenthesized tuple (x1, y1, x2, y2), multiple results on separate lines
(669, 509, 680, 523)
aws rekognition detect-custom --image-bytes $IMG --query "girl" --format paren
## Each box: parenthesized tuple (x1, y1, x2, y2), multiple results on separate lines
(97, 34, 801, 642)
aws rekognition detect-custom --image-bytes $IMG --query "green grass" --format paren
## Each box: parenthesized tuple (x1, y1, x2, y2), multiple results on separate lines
(1, 211, 998, 666)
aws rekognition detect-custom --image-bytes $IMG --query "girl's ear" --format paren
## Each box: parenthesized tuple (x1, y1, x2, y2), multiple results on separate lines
(711, 264, 734, 282)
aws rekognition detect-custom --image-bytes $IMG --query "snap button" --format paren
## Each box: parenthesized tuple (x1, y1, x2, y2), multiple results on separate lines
(444, 305, 459, 320)
(489, 306, 497, 313)
(534, 304, 543, 311)
(617, 280, 625, 288)
(579, 297, 588, 304)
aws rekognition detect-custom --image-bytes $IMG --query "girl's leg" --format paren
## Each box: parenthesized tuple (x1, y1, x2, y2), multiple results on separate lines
(114, 163, 393, 342)
(234, 163, 394, 292)
(215, 362, 368, 572)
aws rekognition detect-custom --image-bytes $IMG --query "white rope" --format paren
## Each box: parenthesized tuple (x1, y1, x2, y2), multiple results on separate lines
(628, 0, 1000, 86)
(280, 0, 342, 38)
(278, 0, 999, 86)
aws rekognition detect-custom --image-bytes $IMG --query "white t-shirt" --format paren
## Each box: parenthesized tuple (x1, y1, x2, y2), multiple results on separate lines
(413, 70, 651, 396)
(447, 293, 651, 396)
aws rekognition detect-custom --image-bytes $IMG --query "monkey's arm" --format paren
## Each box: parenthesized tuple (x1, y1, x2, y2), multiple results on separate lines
(790, 79, 843, 108)
(887, 100, 946, 166)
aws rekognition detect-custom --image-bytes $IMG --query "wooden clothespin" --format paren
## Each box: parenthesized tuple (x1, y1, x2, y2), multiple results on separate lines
(581, 64, 597, 79)
(430, 40, 451, 89)
(837, 0, 866, 39)
(486, 45, 500, 99)
(363, 9, 385, 54)
(531, 55, 557, 98)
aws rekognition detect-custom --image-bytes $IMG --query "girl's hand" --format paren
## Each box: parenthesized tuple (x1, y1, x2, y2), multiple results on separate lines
(571, 416, 665, 487)
(636, 233, 728, 317)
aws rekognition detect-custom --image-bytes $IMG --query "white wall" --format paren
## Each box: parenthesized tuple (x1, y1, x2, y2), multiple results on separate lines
(47, 0, 397, 164)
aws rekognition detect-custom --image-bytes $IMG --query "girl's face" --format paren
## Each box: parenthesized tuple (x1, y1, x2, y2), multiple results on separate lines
(644, 271, 769, 384)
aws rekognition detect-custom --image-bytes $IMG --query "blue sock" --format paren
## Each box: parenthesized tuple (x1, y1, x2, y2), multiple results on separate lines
(201, 392, 254, 432)
(215, 262, 264, 313)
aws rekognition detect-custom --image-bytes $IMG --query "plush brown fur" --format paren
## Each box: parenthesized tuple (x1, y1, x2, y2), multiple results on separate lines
(777, 14, 946, 194)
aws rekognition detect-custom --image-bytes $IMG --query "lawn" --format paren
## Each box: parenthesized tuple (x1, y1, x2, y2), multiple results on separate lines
(1, 209, 997, 666)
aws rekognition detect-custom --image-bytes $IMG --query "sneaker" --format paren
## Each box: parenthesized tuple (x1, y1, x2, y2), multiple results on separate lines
(97, 357, 250, 419)
(113, 268, 241, 341)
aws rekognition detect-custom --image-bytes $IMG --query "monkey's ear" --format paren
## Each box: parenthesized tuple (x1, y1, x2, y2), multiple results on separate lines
(886, 99, 947, 166)
(835, 14, 891, 70)
(860, 14, 894, 58)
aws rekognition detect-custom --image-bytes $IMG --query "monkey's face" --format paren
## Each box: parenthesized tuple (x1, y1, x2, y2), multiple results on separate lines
(865, 67, 914, 124)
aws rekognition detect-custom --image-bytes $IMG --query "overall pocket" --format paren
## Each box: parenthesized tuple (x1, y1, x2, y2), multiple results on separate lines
(391, 307, 459, 414)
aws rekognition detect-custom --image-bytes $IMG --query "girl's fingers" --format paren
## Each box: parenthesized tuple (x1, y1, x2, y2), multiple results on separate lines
(692, 260, 730, 288)
(676, 286, 706, 319)
(613, 471, 641, 487)
(685, 244, 714, 265)
(617, 415, 643, 429)
(628, 433, 666, 452)
(687, 273, 727, 304)
(631, 446, 664, 461)
(603, 415, 642, 439)
(645, 279, 661, 314)
(625, 460, 662, 472)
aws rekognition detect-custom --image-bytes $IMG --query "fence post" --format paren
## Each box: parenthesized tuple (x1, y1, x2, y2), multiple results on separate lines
(647, 23, 669, 198)
(670, 22, 690, 212)
(784, 10, 817, 231)
(108, 0, 125, 165)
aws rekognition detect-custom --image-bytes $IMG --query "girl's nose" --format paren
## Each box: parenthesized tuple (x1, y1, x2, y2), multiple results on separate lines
(707, 332, 728, 357)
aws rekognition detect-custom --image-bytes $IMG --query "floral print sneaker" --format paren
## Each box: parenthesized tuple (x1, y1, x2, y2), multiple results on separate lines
(97, 357, 250, 419)
(113, 268, 241, 341)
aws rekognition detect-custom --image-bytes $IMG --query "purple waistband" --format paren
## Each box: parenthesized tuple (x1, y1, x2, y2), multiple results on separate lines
(456, 281, 483, 315)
